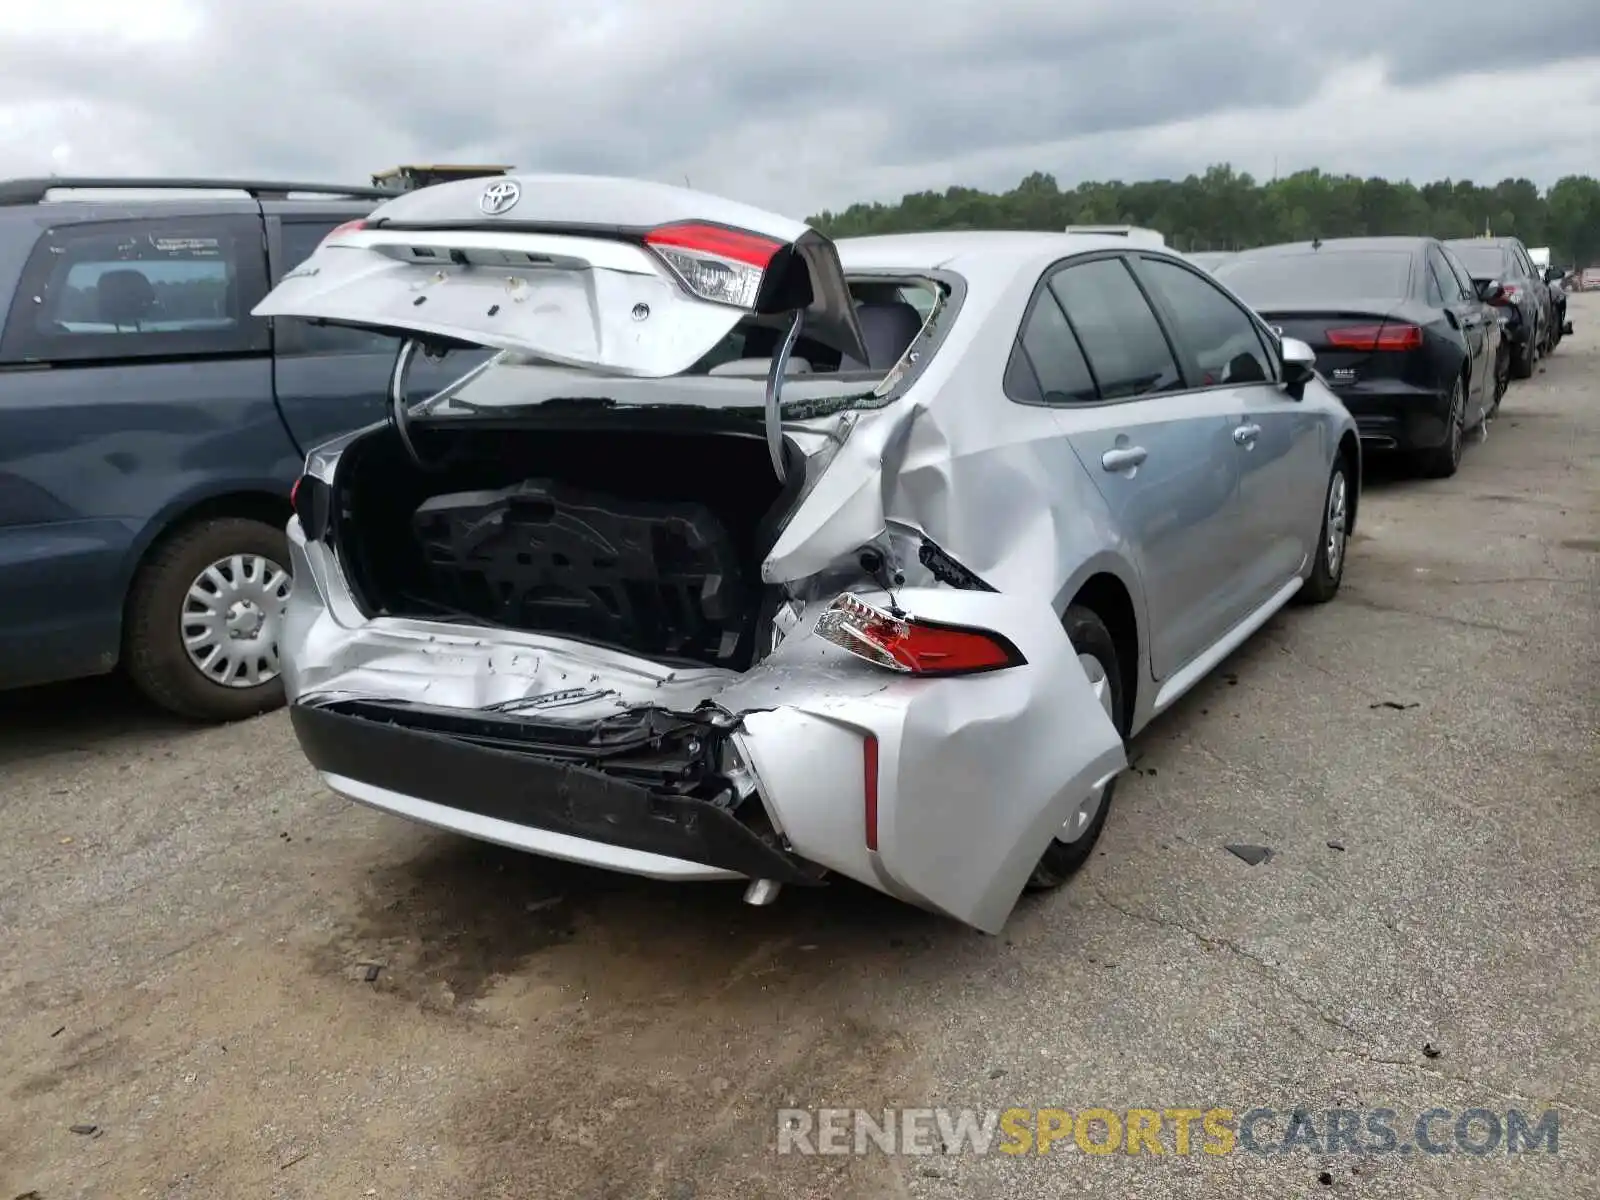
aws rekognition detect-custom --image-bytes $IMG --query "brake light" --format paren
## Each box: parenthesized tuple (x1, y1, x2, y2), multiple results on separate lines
(1325, 324, 1423, 351)
(815, 594, 1027, 676)
(1500, 284, 1519, 302)
(862, 733, 880, 852)
(319, 218, 369, 248)
(643, 221, 783, 309)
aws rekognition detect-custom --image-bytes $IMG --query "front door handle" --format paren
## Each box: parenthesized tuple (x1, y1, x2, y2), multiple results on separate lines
(1101, 446, 1148, 472)
(1233, 423, 1262, 446)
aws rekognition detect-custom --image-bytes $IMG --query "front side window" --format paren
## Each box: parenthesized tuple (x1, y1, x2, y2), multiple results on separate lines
(1047, 257, 1182, 400)
(1137, 256, 1275, 386)
(1428, 247, 1468, 302)
(0, 215, 268, 364)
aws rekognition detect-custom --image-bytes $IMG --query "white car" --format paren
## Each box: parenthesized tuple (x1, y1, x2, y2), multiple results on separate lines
(256, 175, 1360, 934)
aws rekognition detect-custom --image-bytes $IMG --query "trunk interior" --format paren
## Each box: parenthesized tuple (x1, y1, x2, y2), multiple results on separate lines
(331, 421, 801, 671)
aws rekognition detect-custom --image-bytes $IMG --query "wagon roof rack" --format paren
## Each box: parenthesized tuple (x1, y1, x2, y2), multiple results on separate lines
(0, 177, 395, 206)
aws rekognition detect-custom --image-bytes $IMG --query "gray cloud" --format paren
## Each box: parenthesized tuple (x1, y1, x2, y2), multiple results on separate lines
(2, 0, 1597, 216)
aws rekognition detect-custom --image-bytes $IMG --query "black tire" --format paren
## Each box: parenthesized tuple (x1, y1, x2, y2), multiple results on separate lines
(1511, 331, 1537, 380)
(1412, 377, 1465, 479)
(1026, 606, 1127, 889)
(1297, 459, 1350, 605)
(124, 517, 291, 722)
(1491, 344, 1509, 415)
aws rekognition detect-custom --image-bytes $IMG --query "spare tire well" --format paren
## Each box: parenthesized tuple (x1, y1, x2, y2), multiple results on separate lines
(1069, 573, 1139, 721)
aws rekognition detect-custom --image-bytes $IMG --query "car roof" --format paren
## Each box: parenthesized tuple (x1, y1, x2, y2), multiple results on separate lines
(835, 229, 1182, 276)
(1233, 237, 1429, 259)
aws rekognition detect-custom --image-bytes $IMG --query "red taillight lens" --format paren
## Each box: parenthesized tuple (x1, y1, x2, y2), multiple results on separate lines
(290, 476, 301, 507)
(862, 733, 880, 852)
(1500, 284, 1519, 302)
(814, 594, 1027, 676)
(319, 218, 369, 248)
(1325, 323, 1423, 351)
(642, 221, 784, 309)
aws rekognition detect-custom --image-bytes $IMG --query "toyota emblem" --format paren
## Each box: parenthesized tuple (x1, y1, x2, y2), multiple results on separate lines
(479, 180, 521, 216)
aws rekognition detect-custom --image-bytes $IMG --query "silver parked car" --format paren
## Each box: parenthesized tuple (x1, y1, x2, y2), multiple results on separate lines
(256, 175, 1360, 934)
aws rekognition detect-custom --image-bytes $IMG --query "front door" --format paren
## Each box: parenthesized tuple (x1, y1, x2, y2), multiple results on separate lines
(1020, 253, 1247, 681)
(1132, 254, 1325, 608)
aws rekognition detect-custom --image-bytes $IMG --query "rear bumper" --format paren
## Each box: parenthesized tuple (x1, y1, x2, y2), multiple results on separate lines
(290, 698, 822, 885)
(1330, 382, 1452, 451)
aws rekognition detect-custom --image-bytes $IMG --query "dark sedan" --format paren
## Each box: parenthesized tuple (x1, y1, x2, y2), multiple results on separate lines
(1214, 237, 1499, 479)
(1444, 236, 1551, 378)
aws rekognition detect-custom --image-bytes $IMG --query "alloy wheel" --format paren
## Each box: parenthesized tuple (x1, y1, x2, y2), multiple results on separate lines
(1058, 652, 1115, 843)
(1325, 469, 1348, 578)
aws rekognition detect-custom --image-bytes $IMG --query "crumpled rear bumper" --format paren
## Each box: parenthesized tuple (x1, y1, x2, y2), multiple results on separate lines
(282, 521, 1126, 933)
(291, 698, 819, 884)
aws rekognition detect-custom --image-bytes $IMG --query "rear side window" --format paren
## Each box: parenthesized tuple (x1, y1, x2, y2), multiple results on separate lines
(274, 220, 396, 356)
(1004, 284, 1097, 405)
(1136, 257, 1274, 386)
(0, 215, 268, 365)
(1048, 258, 1182, 400)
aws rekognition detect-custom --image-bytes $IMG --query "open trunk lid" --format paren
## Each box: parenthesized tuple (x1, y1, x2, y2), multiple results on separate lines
(253, 173, 867, 377)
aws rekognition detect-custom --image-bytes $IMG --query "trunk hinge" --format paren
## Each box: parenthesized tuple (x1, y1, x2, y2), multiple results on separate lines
(388, 337, 506, 470)
(764, 310, 805, 483)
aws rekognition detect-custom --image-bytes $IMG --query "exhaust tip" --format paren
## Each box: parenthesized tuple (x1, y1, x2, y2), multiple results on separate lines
(742, 879, 782, 907)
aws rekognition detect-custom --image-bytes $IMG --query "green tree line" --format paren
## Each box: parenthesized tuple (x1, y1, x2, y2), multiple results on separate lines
(809, 165, 1600, 267)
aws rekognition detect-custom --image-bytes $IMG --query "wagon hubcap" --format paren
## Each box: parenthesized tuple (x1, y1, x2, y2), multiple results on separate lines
(1058, 652, 1115, 843)
(181, 554, 292, 688)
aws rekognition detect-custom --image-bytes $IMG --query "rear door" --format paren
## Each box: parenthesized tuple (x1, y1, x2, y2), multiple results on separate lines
(1133, 254, 1323, 610)
(1019, 253, 1246, 681)
(1427, 243, 1491, 419)
(253, 174, 866, 379)
(0, 205, 285, 686)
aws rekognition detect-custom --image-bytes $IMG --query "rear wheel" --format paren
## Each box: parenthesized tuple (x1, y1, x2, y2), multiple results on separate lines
(124, 517, 293, 722)
(1413, 377, 1465, 479)
(1027, 606, 1126, 889)
(1511, 330, 1537, 379)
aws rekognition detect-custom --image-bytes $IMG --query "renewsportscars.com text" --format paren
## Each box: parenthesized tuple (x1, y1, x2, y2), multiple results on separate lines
(776, 1106, 1561, 1157)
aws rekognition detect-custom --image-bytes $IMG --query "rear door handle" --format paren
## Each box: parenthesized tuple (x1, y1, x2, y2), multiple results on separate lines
(1101, 446, 1148, 472)
(1233, 423, 1262, 445)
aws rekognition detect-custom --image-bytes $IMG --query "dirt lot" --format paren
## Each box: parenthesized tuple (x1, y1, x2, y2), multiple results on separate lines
(2, 296, 1596, 1200)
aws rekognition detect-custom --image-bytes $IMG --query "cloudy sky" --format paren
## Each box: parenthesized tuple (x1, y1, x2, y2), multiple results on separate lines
(3, 0, 1597, 219)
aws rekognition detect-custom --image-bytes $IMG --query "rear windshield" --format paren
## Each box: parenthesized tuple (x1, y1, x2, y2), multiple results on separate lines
(437, 276, 953, 413)
(1214, 251, 1414, 304)
(1446, 244, 1510, 278)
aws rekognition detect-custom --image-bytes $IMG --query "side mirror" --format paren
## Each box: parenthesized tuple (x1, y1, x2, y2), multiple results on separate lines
(1542, 267, 1560, 283)
(1477, 278, 1505, 304)
(1280, 336, 1316, 398)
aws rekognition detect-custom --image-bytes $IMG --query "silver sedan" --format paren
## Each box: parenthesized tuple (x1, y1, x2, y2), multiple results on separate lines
(255, 175, 1360, 933)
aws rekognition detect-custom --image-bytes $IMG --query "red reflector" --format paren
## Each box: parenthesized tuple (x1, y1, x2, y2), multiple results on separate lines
(643, 221, 783, 269)
(863, 734, 880, 852)
(814, 594, 1027, 676)
(1325, 323, 1422, 351)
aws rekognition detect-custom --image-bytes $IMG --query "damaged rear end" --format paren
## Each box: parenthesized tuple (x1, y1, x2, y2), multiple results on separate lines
(262, 174, 1124, 933)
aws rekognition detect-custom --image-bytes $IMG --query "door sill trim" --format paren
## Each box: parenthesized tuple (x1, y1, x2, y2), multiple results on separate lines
(1151, 576, 1302, 716)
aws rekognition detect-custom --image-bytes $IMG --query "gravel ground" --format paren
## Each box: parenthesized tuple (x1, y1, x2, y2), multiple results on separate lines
(2, 296, 1596, 1200)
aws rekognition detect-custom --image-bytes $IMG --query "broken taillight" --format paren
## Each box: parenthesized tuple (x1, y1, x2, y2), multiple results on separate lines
(643, 221, 783, 309)
(814, 594, 1027, 677)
